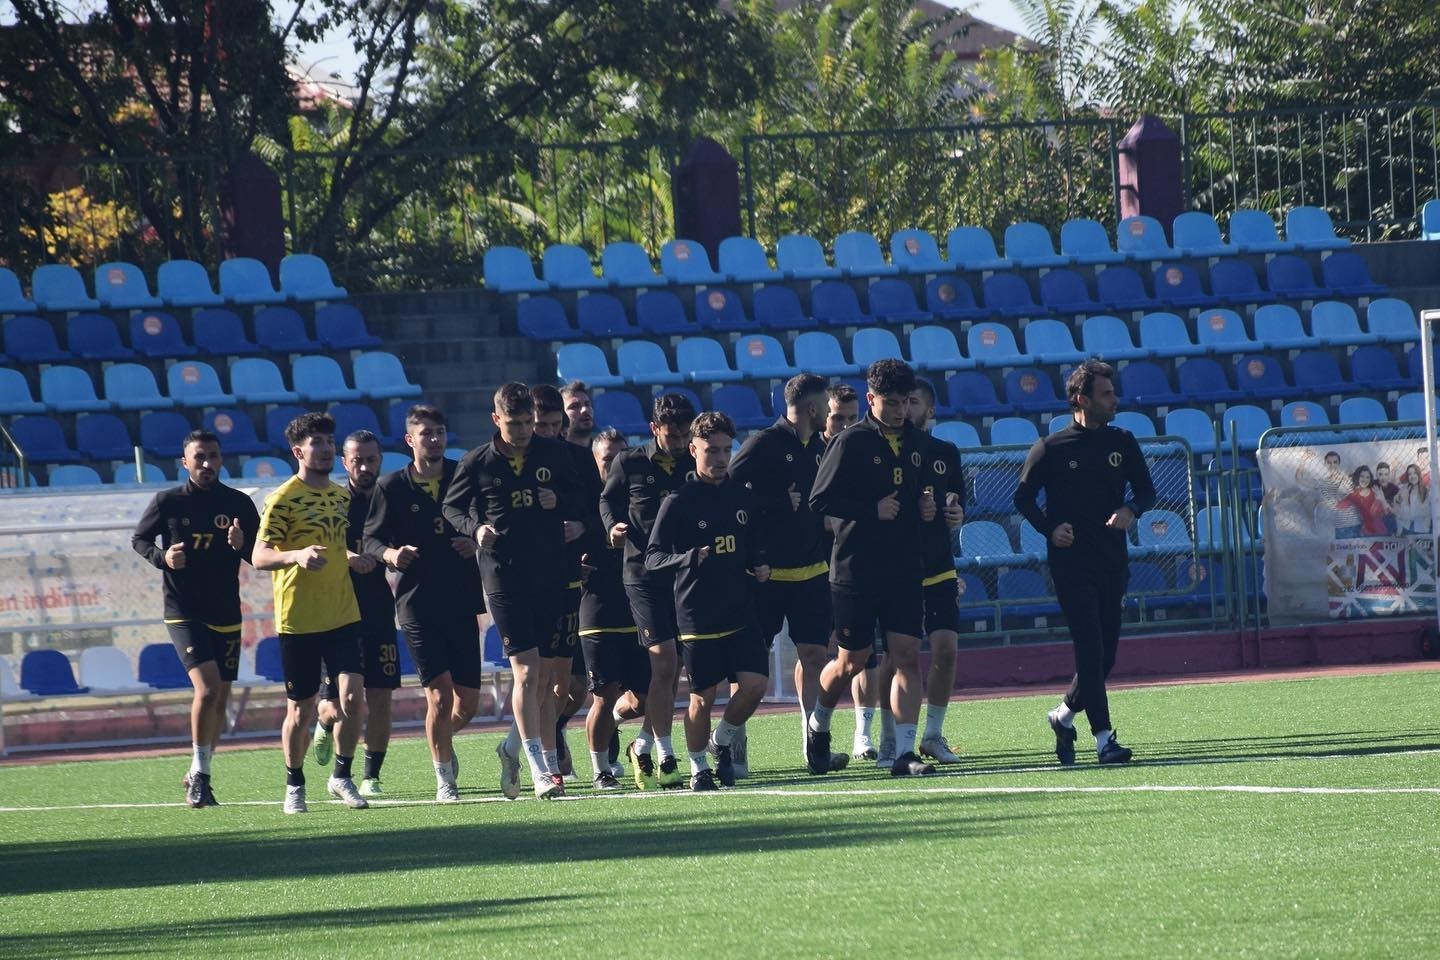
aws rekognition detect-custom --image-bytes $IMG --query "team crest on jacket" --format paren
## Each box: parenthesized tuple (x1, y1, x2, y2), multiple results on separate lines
(911, 452, 922, 466)
(536, 467, 552, 482)
(1108, 452, 1123, 467)
(686, 471, 698, 482)
(646, 475, 655, 484)
(213, 514, 230, 529)
(785, 453, 794, 462)
(932, 460, 947, 475)
(872, 456, 881, 465)
(736, 510, 748, 525)
(410, 503, 420, 512)
(698, 520, 708, 529)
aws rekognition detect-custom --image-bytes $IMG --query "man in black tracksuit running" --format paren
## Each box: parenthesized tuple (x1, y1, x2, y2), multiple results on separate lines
(1013, 359, 1156, 766)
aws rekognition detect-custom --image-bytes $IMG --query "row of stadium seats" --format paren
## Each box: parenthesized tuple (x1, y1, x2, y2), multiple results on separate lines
(485, 207, 1351, 293)
(518, 257, 1386, 340)
(0, 305, 379, 364)
(0, 351, 420, 415)
(0, 255, 347, 314)
(956, 507, 1261, 569)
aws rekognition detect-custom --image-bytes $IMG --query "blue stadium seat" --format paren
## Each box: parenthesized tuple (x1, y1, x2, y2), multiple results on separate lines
(956, 574, 994, 625)
(1395, 393, 1433, 421)
(618, 341, 685, 386)
(203, 408, 270, 455)
(676, 337, 744, 383)
(517, 296, 580, 341)
(1266, 255, 1327, 300)
(946, 371, 1011, 417)
(1177, 357, 1243, 403)
(167, 361, 236, 407)
(1253, 304, 1316, 350)
(315, 304, 382, 349)
(945, 226, 1012, 271)
(833, 231, 900, 278)
(1280, 400, 1331, 427)
(957, 521, 1023, 568)
(867, 278, 931, 324)
(128, 311, 195, 358)
(1096, 266, 1162, 311)
(252, 636, 285, 682)
(66, 313, 134, 360)
(103, 363, 173, 411)
(231, 358, 301, 404)
(292, 355, 362, 402)
(810, 281, 874, 328)
(1172, 211, 1238, 258)
(990, 416, 1039, 447)
(578, 294, 641, 337)
(115, 461, 169, 485)
(1284, 206, 1350, 251)
(1425, 199, 1440, 240)
(967, 466, 1018, 517)
(1113, 410, 1156, 437)
(890, 229, 949, 274)
(1290, 351, 1349, 395)
(21, 649, 88, 696)
(353, 351, 423, 400)
(662, 239, 727, 285)
(242, 456, 290, 480)
(933, 420, 981, 449)
(1309, 301, 1370, 346)
(1351, 346, 1410, 391)
(192, 308, 260, 356)
(75, 414, 135, 460)
(1038, 269, 1102, 315)
(40, 366, 110, 413)
(1163, 408, 1217, 455)
(908, 325, 970, 373)
(1048, 413, 1073, 434)
(32, 264, 100, 311)
(1320, 252, 1386, 297)
(156, 260, 224, 308)
(923, 276, 989, 320)
(695, 288, 758, 333)
(636, 290, 699, 336)
(255, 307, 320, 352)
(1023, 318, 1085, 364)
(752, 285, 816, 330)
(1208, 259, 1276, 306)
(1126, 562, 1179, 612)
(735, 335, 796, 379)
(0, 369, 44, 415)
(717, 237, 785, 284)
(1139, 312, 1206, 358)
(219, 257, 287, 305)
(967, 322, 1027, 368)
(1233, 354, 1301, 400)
(1195, 308, 1257, 354)
(1228, 209, 1295, 254)
(1019, 520, 1049, 559)
(1338, 396, 1388, 424)
(1366, 299, 1418, 344)
(279, 254, 348, 301)
(541, 244, 608, 291)
(556, 343, 624, 388)
(776, 234, 842, 280)
(792, 332, 860, 377)
(9, 415, 82, 462)
(1081, 315, 1150, 361)
(140, 410, 194, 457)
(265, 405, 309, 449)
(328, 402, 384, 445)
(94, 262, 162, 309)
(981, 273, 1041, 318)
(1004, 368, 1066, 413)
(1151, 264, 1216, 308)
(1059, 218, 1126, 264)
(1221, 404, 1273, 449)
(1132, 508, 1192, 557)
(712, 385, 770, 430)
(1118, 361, 1183, 407)
(483, 246, 549, 293)
(659, 387, 704, 420)
(0, 267, 37, 313)
(1003, 222, 1073, 268)
(593, 392, 649, 434)
(1116, 216, 1178, 260)
(852, 328, 903, 368)
(48, 464, 104, 487)
(997, 570, 1061, 619)
(602, 242, 667, 288)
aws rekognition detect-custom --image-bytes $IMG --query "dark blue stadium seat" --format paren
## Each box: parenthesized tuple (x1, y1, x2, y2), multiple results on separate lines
(21, 649, 88, 696)
(677, 337, 745, 383)
(1151, 264, 1216, 308)
(1139, 312, 1206, 358)
(1351, 346, 1411, 391)
(792, 332, 860, 377)
(1194, 308, 1257, 354)
(1177, 357, 1244, 403)
(1081, 315, 1150, 361)
(890, 229, 949, 274)
(1172, 211, 1239, 258)
(219, 257, 288, 305)
(32, 264, 100, 311)
(966, 322, 1027, 368)
(9, 415, 82, 462)
(718, 237, 785, 284)
(924, 276, 989, 320)
(1208, 259, 1276, 306)
(636, 290, 699, 336)
(542, 244, 609, 291)
(203, 408, 271, 455)
(752, 285, 816, 330)
(483, 246, 549, 293)
(94, 262, 163, 309)
(129, 311, 195, 358)
(40, 366, 110, 413)
(618, 341, 685, 386)
(1320, 252, 1386, 297)
(315, 304, 382, 349)
(712, 385, 770, 430)
(1097, 266, 1163, 311)
(255, 307, 320, 352)
(946, 226, 1011, 271)
(1290, 351, 1350, 395)
(293, 355, 362, 402)
(328, 402, 386, 447)
(1116, 216, 1179, 260)
(517, 296, 580, 341)
(264, 405, 309, 449)
(75, 413, 134, 460)
(1059, 218, 1126, 264)
(861, 278, 927, 325)
(579, 294, 642, 337)
(1038, 269, 1101, 315)
(908, 326, 970, 373)
(66, 313, 135, 360)
(4, 316, 71, 363)
(1253, 304, 1316, 350)
(956, 573, 996, 629)
(736, 335, 797, 380)
(1118, 362, 1185, 407)
(1022, 319, 1085, 364)
(695, 288, 758, 332)
(1004, 368, 1066, 413)
(593, 391, 649, 434)
(945, 371, 1012, 417)
(776, 234, 842, 280)
(1284, 206, 1351, 251)
(232, 358, 301, 404)
(833, 231, 900, 278)
(1233, 354, 1301, 400)
(140, 410, 195, 457)
(1266, 255, 1328, 300)
(279, 254, 348, 301)
(1003, 222, 1073, 268)
(1229, 209, 1295, 254)
(167, 360, 236, 407)
(0, 267, 37, 313)
(810, 281, 873, 328)
(192, 308, 260, 356)
(997, 569, 1062, 619)
(600, 243, 666, 289)
(662, 239, 727, 285)
(981, 273, 1042, 319)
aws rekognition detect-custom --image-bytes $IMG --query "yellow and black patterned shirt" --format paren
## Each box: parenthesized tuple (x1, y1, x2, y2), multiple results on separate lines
(259, 475, 360, 635)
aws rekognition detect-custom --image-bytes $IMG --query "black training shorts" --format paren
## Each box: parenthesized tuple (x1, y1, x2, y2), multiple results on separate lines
(166, 621, 241, 682)
(755, 573, 832, 647)
(581, 627, 652, 693)
(830, 581, 923, 651)
(489, 588, 564, 658)
(680, 625, 770, 692)
(625, 576, 679, 648)
(923, 575, 962, 636)
(280, 622, 362, 701)
(400, 610, 482, 689)
(324, 621, 402, 699)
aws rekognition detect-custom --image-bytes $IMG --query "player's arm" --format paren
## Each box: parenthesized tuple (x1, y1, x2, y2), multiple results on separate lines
(130, 492, 169, 568)
(236, 497, 262, 565)
(644, 494, 704, 572)
(440, 451, 481, 539)
(1121, 432, 1157, 519)
(251, 499, 325, 570)
(599, 453, 632, 548)
(1012, 438, 1053, 535)
(362, 480, 412, 568)
(742, 489, 770, 574)
(730, 433, 788, 517)
(809, 435, 876, 520)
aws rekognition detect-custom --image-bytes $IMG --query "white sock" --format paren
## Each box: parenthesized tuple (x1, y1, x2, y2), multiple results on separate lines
(612, 703, 626, 723)
(1096, 729, 1113, 752)
(855, 706, 874, 737)
(190, 743, 211, 777)
(688, 751, 710, 775)
(656, 735, 675, 761)
(808, 703, 834, 733)
(1053, 702, 1076, 728)
(590, 750, 609, 778)
(895, 723, 918, 756)
(924, 704, 947, 740)
(434, 760, 454, 786)
(504, 724, 522, 755)
(544, 749, 558, 772)
(633, 730, 654, 754)
(522, 737, 548, 778)
(879, 707, 896, 741)
(714, 719, 739, 747)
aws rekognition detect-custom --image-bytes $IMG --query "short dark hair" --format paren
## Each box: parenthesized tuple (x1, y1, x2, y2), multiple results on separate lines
(1066, 359, 1115, 410)
(866, 358, 915, 397)
(344, 429, 380, 450)
(827, 382, 858, 406)
(692, 411, 736, 441)
(530, 383, 564, 415)
(561, 380, 590, 399)
(1377, 461, 1392, 471)
(405, 404, 446, 429)
(591, 427, 627, 452)
(285, 412, 335, 447)
(182, 429, 220, 453)
(494, 382, 533, 417)
(784, 373, 829, 409)
(1325, 450, 1342, 462)
(652, 392, 696, 428)
(912, 376, 937, 409)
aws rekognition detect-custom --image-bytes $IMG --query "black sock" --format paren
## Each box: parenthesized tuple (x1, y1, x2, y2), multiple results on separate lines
(557, 711, 574, 729)
(333, 754, 353, 780)
(286, 766, 305, 787)
(321, 719, 334, 733)
(363, 750, 386, 780)
(608, 729, 620, 764)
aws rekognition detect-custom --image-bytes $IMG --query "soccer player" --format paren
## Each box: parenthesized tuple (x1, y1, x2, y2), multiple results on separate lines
(309, 430, 401, 798)
(600, 393, 696, 789)
(131, 429, 260, 808)
(645, 412, 770, 791)
(1014, 360, 1155, 766)
(579, 428, 652, 789)
(807, 359, 938, 778)
(252, 413, 368, 813)
(443, 383, 581, 799)
(561, 380, 595, 448)
(730, 373, 847, 774)
(363, 405, 486, 802)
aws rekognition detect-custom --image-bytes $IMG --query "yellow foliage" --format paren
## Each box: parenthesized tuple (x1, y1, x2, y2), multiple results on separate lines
(19, 186, 132, 262)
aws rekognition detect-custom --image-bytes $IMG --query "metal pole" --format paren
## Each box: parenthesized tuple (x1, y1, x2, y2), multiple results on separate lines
(1421, 309, 1440, 638)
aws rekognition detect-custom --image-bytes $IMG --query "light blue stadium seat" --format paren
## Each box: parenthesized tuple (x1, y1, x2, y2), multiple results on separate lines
(104, 363, 175, 411)
(242, 456, 291, 480)
(711, 385, 771, 430)
(32, 264, 100, 311)
(792, 331, 860, 377)
(40, 366, 111, 413)
(203, 408, 270, 455)
(1163, 408, 1217, 455)
(852, 328, 903, 368)
(219, 257, 287, 305)
(1081, 315, 1149, 361)
(517, 296, 580, 341)
(1195, 308, 1257, 354)
(1139, 312, 1206, 358)
(696, 288, 757, 333)
(890, 229, 949, 274)
(617, 341, 685, 386)
(1320, 252, 1386, 297)
(48, 464, 105, 488)
(140, 410, 194, 457)
(167, 360, 236, 407)
(94, 262, 162, 309)
(924, 275, 989, 320)
(833, 231, 900, 277)
(676, 337, 744, 383)
(1423, 200, 1440, 240)
(1023, 318, 1085, 364)
(1253, 304, 1316, 350)
(810, 281, 873, 328)
(908, 326, 969, 373)
(1119, 362, 1184, 407)
(1309, 301, 1370, 346)
(776, 234, 842, 280)
(593, 392, 649, 434)
(1172, 212, 1238, 258)
(542, 244, 608, 291)
(231, 358, 300, 404)
(1228, 209, 1295, 254)
(601, 242, 666, 288)
(483, 246, 549, 293)
(945, 226, 1011, 271)
(1004, 368, 1066, 413)
(76, 413, 135, 460)
(156, 260, 225, 308)
(129, 310, 195, 358)
(661, 239, 726, 285)
(1151, 263, 1216, 308)
(752, 285, 816, 330)
(717, 237, 785, 284)
(557, 343, 624, 388)
(67, 313, 135, 360)
(1113, 410, 1156, 437)
(868, 278, 931, 324)
(21, 649, 89, 696)
(1396, 393, 1434, 422)
(1221, 404, 1274, 449)
(1019, 520, 1049, 558)
(1366, 298, 1419, 343)
(990, 416, 1039, 447)
(1266, 255, 1328, 300)
(1290, 351, 1349, 395)
(1337, 396, 1388, 424)
(1285, 206, 1351, 251)
(981, 273, 1041, 318)
(0, 267, 37, 313)
(1193, 506, 1228, 552)
(636, 290, 698, 336)
(1116, 216, 1178, 260)
(578, 294, 641, 337)
(292, 355, 362, 402)
(1133, 508, 1191, 556)
(1003, 221, 1073, 268)
(1280, 400, 1330, 427)
(1038, 269, 1102, 315)
(0, 368, 45, 415)
(9, 415, 83, 462)
(279, 254, 348, 300)
(192, 307, 260, 356)
(1097, 266, 1162, 311)
(933, 420, 981, 449)
(353, 352, 422, 400)
(957, 521, 1023, 569)
(315, 304, 382, 350)
(735, 335, 796, 379)
(1059, 218, 1126, 265)
(114, 461, 168, 485)
(967, 322, 1026, 368)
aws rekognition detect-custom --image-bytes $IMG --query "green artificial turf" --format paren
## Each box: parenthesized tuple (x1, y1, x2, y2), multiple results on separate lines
(2, 670, 1438, 959)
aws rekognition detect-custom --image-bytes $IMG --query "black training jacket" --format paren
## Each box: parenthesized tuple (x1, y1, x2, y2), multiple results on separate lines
(131, 480, 260, 625)
(729, 417, 828, 572)
(918, 433, 965, 579)
(347, 482, 396, 624)
(599, 441, 696, 586)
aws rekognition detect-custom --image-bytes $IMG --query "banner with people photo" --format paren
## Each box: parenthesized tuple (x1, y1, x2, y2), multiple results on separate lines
(1258, 440, 1435, 622)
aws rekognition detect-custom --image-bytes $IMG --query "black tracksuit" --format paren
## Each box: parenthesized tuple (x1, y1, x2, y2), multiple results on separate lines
(918, 434, 965, 581)
(729, 418, 828, 573)
(599, 442, 697, 586)
(131, 480, 260, 626)
(347, 483, 396, 629)
(1013, 421, 1156, 734)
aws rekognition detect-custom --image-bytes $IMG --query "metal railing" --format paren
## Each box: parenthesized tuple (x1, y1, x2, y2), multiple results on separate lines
(0, 420, 29, 491)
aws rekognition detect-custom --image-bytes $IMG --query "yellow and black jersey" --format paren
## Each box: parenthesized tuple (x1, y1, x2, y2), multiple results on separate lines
(131, 480, 260, 628)
(599, 441, 697, 586)
(259, 475, 360, 635)
(729, 417, 828, 579)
